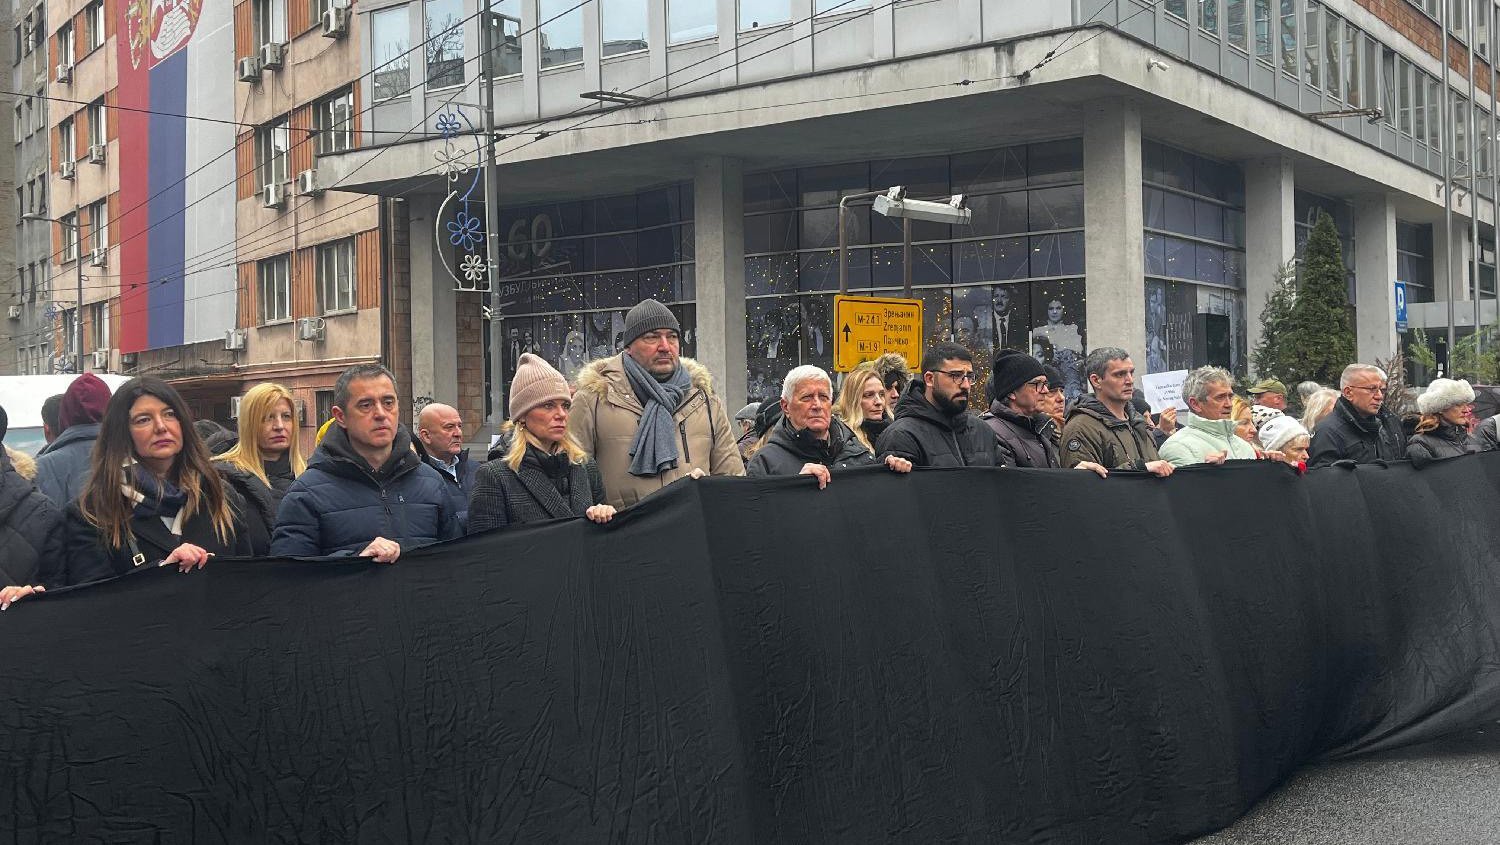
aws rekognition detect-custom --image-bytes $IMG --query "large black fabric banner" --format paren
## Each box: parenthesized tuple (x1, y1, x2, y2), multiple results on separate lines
(4, 453, 1500, 843)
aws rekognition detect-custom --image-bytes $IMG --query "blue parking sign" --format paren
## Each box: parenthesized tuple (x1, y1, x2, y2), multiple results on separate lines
(1394, 281, 1408, 333)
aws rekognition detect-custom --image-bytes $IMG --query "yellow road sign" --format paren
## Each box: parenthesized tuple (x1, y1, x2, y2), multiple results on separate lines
(833, 294, 923, 373)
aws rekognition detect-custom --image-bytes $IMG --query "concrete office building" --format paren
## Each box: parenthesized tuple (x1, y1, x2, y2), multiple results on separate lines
(324, 0, 1499, 420)
(2, 1, 38, 374)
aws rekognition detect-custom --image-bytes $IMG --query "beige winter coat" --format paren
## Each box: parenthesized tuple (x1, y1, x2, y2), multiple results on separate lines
(568, 354, 746, 509)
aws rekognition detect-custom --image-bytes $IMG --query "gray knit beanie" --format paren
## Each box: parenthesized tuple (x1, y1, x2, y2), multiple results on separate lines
(623, 299, 680, 345)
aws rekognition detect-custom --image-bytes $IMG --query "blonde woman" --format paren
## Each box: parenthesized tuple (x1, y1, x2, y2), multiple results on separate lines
(1230, 395, 1259, 448)
(834, 363, 891, 453)
(1301, 388, 1340, 435)
(468, 354, 614, 533)
(216, 382, 306, 554)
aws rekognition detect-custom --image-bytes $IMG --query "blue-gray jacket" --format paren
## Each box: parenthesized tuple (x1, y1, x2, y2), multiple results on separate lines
(422, 449, 478, 534)
(33, 423, 100, 506)
(269, 425, 462, 557)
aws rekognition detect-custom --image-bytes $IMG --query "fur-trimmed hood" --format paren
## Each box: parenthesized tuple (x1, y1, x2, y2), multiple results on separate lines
(574, 354, 715, 400)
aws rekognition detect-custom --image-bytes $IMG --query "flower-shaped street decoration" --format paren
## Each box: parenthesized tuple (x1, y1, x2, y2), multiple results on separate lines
(447, 211, 483, 251)
(434, 146, 469, 181)
(435, 111, 463, 138)
(459, 253, 487, 289)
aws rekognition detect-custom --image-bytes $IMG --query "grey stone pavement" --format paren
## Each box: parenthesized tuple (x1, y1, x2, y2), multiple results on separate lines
(1192, 722, 1500, 844)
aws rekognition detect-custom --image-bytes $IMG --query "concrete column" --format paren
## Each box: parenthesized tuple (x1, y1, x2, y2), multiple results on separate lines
(408, 196, 459, 410)
(521, 0, 541, 118)
(1083, 99, 1145, 360)
(873, 0, 895, 60)
(693, 156, 748, 410)
(791, 0, 814, 72)
(1242, 155, 1295, 372)
(716, 0, 738, 87)
(1353, 193, 1397, 364)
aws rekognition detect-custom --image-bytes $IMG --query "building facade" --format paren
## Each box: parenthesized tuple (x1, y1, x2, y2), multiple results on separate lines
(318, 0, 1500, 424)
(2, 0, 38, 374)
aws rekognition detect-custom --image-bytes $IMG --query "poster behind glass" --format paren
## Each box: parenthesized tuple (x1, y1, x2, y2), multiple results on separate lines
(1029, 279, 1087, 402)
(745, 296, 802, 402)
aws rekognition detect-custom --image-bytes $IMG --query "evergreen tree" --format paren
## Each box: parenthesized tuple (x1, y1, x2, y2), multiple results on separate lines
(1257, 212, 1356, 387)
(1251, 259, 1298, 381)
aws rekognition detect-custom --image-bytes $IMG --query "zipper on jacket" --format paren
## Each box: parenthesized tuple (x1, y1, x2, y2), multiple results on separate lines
(679, 420, 691, 462)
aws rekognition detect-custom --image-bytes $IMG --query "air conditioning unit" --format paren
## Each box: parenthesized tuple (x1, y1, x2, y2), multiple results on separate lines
(224, 328, 246, 350)
(55, 62, 72, 83)
(297, 169, 322, 196)
(237, 55, 261, 82)
(89, 247, 107, 267)
(60, 160, 75, 180)
(262, 182, 285, 209)
(91, 349, 108, 370)
(322, 6, 350, 38)
(260, 42, 285, 71)
(296, 316, 325, 341)
(87, 143, 105, 164)
(7, 305, 20, 319)
(120, 351, 137, 366)
(229, 396, 242, 419)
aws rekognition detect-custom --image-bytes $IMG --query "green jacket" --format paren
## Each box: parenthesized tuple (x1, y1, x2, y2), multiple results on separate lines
(1059, 397, 1161, 470)
(1158, 413, 1258, 467)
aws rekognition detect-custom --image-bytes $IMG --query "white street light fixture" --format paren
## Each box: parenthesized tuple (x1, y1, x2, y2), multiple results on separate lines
(838, 186, 971, 296)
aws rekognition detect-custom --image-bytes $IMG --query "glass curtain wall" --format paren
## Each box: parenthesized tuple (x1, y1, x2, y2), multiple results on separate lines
(742, 141, 1088, 404)
(1142, 140, 1248, 375)
(493, 185, 696, 402)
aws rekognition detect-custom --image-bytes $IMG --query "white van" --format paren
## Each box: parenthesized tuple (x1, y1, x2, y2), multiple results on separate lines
(0, 374, 131, 456)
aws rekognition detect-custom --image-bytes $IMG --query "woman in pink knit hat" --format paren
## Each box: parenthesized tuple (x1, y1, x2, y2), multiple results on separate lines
(467, 353, 615, 532)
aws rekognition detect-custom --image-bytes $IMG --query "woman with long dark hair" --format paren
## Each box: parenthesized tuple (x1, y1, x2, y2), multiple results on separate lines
(28, 377, 252, 592)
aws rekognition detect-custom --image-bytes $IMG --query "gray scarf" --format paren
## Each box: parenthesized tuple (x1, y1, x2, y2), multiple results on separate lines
(623, 354, 693, 477)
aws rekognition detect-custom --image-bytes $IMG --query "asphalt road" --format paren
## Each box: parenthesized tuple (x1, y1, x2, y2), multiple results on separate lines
(1193, 723, 1500, 844)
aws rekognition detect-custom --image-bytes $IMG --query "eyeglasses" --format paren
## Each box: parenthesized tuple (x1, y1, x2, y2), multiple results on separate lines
(1027, 377, 1050, 391)
(1348, 384, 1387, 395)
(934, 369, 977, 385)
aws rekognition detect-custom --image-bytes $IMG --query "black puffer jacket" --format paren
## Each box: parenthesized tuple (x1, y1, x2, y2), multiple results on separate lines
(270, 425, 462, 557)
(746, 417, 877, 476)
(1475, 415, 1500, 452)
(37, 486, 255, 588)
(981, 401, 1060, 468)
(468, 447, 606, 533)
(875, 381, 999, 468)
(1406, 421, 1480, 467)
(214, 463, 284, 556)
(1308, 397, 1408, 468)
(0, 450, 60, 585)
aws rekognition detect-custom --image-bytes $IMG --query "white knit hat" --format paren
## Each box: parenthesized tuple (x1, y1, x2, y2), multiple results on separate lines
(1416, 378, 1475, 414)
(1257, 415, 1309, 453)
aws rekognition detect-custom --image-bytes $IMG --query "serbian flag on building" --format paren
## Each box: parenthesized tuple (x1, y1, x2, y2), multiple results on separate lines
(117, 0, 237, 352)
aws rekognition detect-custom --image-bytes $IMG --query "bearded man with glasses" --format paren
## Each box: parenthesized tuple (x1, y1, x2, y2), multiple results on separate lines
(874, 342, 1001, 468)
(1308, 363, 1408, 467)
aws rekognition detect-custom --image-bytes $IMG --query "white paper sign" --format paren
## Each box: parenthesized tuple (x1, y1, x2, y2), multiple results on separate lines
(1140, 370, 1190, 413)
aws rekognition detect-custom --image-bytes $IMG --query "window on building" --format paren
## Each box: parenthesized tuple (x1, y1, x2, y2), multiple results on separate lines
(86, 199, 106, 255)
(1226, 0, 1246, 49)
(84, 1, 105, 51)
(1254, 0, 1272, 61)
(1143, 140, 1248, 374)
(59, 115, 75, 162)
(1413, 69, 1427, 143)
(425, 0, 464, 87)
(670, 0, 716, 43)
(1324, 11, 1340, 98)
(1479, 0, 1491, 57)
(815, 0, 870, 13)
(32, 88, 44, 133)
(1397, 57, 1412, 136)
(1456, 93, 1470, 163)
(371, 6, 411, 101)
(539, 0, 584, 67)
(1343, 26, 1359, 106)
(256, 117, 290, 187)
(87, 98, 105, 148)
(1427, 76, 1442, 149)
(255, 0, 287, 47)
(56, 21, 72, 66)
(36, 178, 45, 215)
(1303, 3, 1320, 89)
(1199, 0, 1219, 36)
(603, 0, 648, 55)
(315, 88, 353, 155)
(13, 103, 22, 140)
(313, 0, 339, 29)
(485, 2, 522, 78)
(1450, 0, 1468, 41)
(1279, 0, 1296, 76)
(317, 238, 357, 313)
(315, 389, 334, 427)
(61, 211, 79, 262)
(740, 0, 791, 29)
(258, 255, 291, 323)
(89, 301, 108, 352)
(13, 25, 21, 63)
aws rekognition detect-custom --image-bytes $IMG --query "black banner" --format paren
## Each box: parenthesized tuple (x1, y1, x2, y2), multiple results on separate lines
(4, 454, 1500, 843)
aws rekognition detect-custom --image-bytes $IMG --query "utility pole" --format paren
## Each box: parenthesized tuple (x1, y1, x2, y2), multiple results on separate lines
(1441, 0, 1456, 364)
(478, 0, 503, 423)
(1467, 0, 1480, 358)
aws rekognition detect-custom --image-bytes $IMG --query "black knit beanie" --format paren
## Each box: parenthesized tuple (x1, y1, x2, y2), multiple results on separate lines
(988, 350, 1047, 404)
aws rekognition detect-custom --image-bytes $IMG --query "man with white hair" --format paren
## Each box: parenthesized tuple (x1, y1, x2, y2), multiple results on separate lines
(1158, 366, 1259, 467)
(1308, 363, 1407, 467)
(746, 366, 912, 487)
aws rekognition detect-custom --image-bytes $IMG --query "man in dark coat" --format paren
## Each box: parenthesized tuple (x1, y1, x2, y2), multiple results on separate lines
(1309, 363, 1408, 468)
(0, 406, 61, 586)
(271, 364, 461, 561)
(981, 350, 1108, 476)
(875, 342, 1000, 468)
(415, 402, 478, 532)
(1058, 348, 1174, 477)
(33, 373, 111, 505)
(746, 365, 911, 485)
